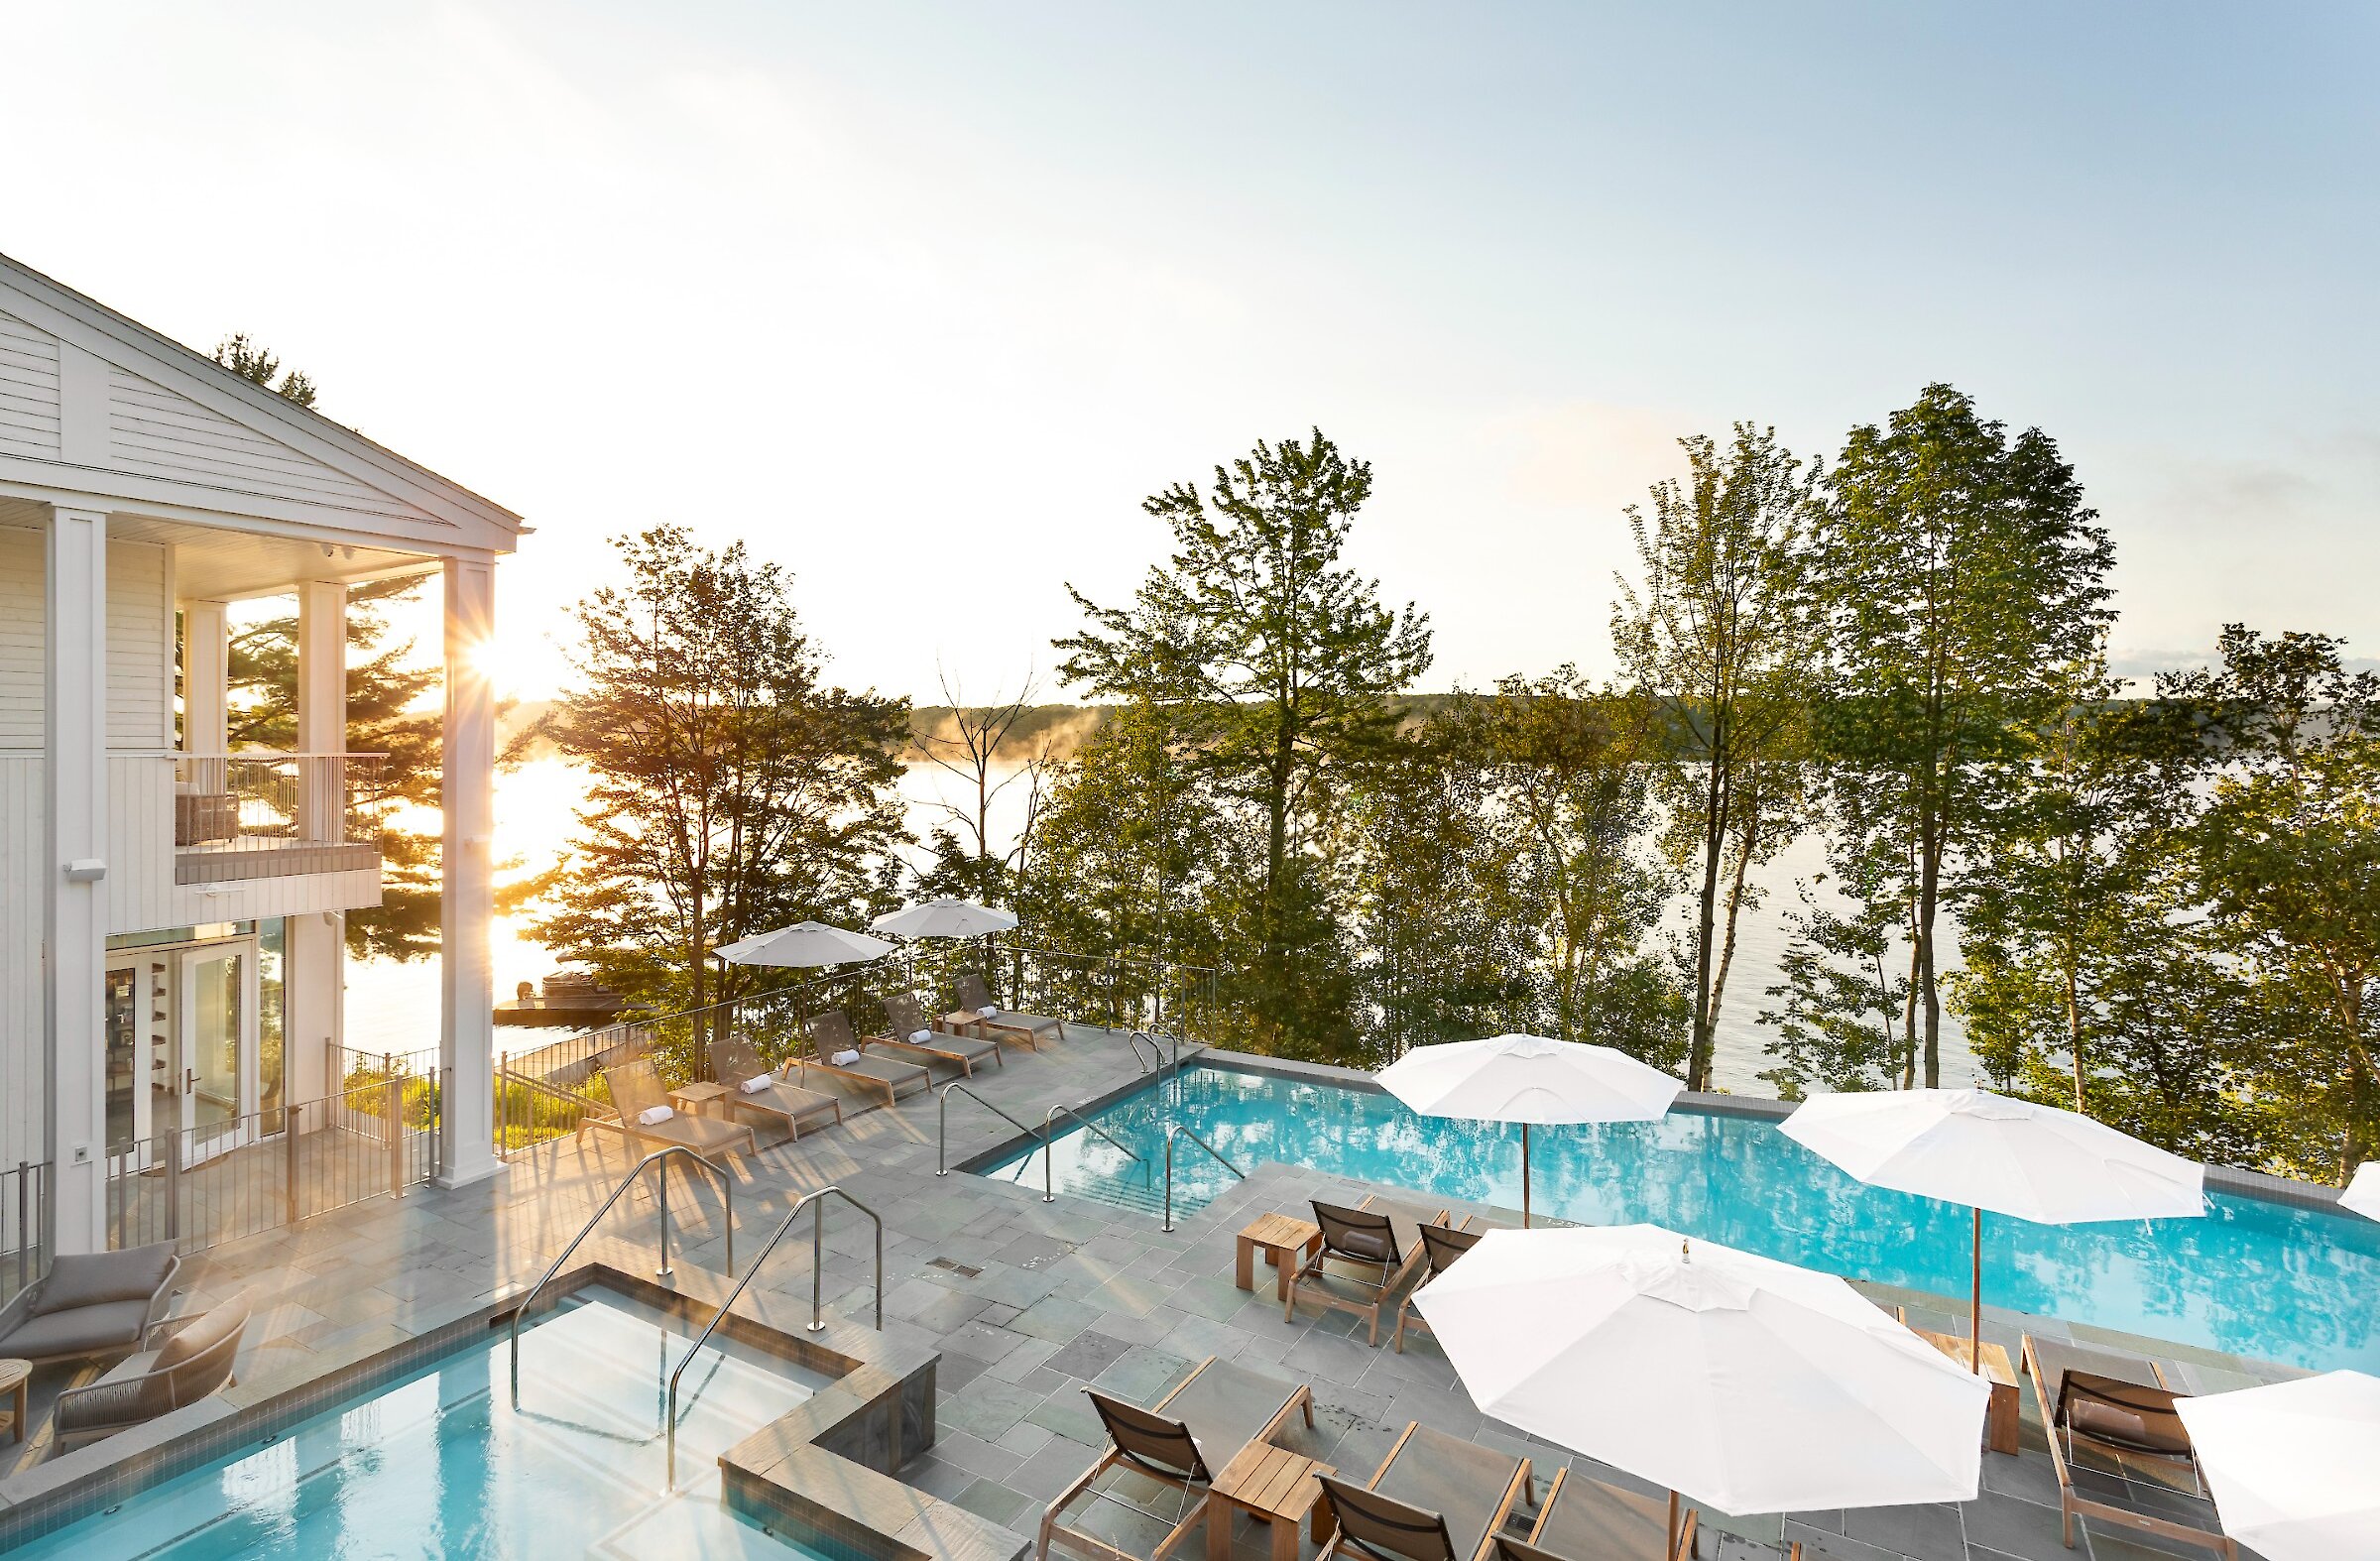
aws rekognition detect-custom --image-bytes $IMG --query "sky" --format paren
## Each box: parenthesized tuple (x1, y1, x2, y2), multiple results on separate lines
(3, 1, 2375, 703)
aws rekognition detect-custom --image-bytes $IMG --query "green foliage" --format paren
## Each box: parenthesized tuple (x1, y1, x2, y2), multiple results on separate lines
(526, 526, 911, 1045)
(211, 332, 317, 408)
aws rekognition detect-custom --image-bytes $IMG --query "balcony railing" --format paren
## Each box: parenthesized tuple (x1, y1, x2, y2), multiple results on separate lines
(174, 752, 387, 884)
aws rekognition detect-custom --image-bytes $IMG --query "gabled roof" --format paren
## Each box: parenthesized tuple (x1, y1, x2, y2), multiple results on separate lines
(0, 250, 521, 555)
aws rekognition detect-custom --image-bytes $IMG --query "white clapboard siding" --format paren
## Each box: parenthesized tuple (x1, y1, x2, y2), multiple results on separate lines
(107, 367, 405, 519)
(168, 867, 383, 928)
(105, 755, 175, 934)
(106, 539, 170, 750)
(0, 310, 62, 460)
(0, 526, 37, 748)
(0, 755, 43, 1168)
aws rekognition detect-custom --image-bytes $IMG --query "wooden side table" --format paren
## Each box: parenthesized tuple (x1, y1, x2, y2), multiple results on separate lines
(0, 1358, 29, 1447)
(1912, 1328, 2020, 1454)
(1236, 1214, 1324, 1303)
(1208, 1440, 1334, 1561)
(669, 1081, 733, 1120)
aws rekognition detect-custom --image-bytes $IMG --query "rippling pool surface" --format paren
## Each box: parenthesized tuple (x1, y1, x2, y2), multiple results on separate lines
(981, 1062, 2380, 1374)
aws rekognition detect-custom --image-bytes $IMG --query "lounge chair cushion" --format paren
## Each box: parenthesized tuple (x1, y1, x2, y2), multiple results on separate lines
(1372, 1424, 1527, 1561)
(157, 1293, 249, 1371)
(31, 1243, 176, 1314)
(2060, 1371, 2193, 1456)
(1, 1297, 155, 1357)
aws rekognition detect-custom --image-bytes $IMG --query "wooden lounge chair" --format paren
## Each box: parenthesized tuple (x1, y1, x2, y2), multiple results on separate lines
(1492, 1466, 1694, 1561)
(1392, 1222, 1485, 1354)
(879, 993, 1004, 1076)
(596, 1058, 756, 1157)
(799, 1011, 932, 1106)
(1316, 1422, 1532, 1561)
(1286, 1194, 1452, 1346)
(2021, 1334, 2236, 1557)
(707, 1036, 843, 1142)
(54, 1290, 250, 1450)
(957, 972, 1064, 1050)
(1038, 1354, 1315, 1561)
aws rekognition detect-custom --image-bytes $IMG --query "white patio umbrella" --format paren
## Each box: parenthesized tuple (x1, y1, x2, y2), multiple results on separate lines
(870, 899, 1019, 939)
(1782, 1088, 2204, 1370)
(2341, 1159, 2380, 1222)
(2174, 1369, 2380, 1561)
(715, 921, 896, 968)
(1413, 1224, 1989, 1552)
(1375, 1033, 1682, 1225)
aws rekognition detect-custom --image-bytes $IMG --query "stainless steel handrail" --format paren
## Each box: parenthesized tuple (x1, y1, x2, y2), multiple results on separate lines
(936, 1082, 1044, 1177)
(664, 1185, 882, 1490)
(506, 1145, 733, 1401)
(1123, 1030, 1161, 1073)
(1041, 1104, 1145, 1204)
(1161, 1124, 1244, 1233)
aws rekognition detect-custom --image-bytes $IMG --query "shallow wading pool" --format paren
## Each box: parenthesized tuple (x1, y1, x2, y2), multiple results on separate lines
(979, 1061, 2380, 1374)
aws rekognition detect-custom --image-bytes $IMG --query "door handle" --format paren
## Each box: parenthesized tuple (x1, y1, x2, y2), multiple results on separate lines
(184, 1068, 196, 1096)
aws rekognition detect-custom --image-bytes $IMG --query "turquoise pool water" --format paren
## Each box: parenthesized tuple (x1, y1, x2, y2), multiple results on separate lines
(982, 1062, 2380, 1375)
(4, 1293, 834, 1559)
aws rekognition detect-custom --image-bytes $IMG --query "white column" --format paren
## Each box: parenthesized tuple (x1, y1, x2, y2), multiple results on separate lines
(435, 556, 501, 1187)
(180, 599, 229, 755)
(296, 580, 346, 842)
(46, 507, 108, 1256)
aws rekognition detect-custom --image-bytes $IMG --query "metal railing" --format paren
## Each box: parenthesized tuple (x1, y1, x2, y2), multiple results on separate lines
(935, 1082, 1043, 1177)
(493, 1065, 609, 1157)
(173, 752, 389, 852)
(103, 1070, 445, 1256)
(1042, 1104, 1146, 1203)
(1123, 1030, 1161, 1073)
(663, 1185, 882, 1491)
(1160, 1125, 1244, 1234)
(508, 1146, 736, 1401)
(2, 1161, 48, 1308)
(993, 944, 1223, 1047)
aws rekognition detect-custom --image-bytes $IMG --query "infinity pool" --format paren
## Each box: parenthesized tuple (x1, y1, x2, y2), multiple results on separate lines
(4, 1292, 834, 1559)
(981, 1062, 2380, 1374)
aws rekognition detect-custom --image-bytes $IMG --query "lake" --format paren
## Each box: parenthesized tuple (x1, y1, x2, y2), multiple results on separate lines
(343, 757, 1979, 1091)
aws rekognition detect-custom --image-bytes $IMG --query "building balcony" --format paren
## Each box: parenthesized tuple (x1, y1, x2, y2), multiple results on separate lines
(171, 753, 386, 884)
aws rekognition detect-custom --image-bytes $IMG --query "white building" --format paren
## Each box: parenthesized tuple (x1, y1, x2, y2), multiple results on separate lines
(0, 253, 519, 1257)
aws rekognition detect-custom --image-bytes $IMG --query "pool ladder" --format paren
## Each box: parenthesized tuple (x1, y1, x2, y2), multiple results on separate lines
(1161, 1124, 1243, 1233)
(506, 1145, 735, 1402)
(664, 1184, 883, 1492)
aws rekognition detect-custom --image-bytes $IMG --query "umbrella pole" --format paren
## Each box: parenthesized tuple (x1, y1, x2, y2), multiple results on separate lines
(1969, 1204, 1982, 1373)
(1521, 1123, 1531, 1229)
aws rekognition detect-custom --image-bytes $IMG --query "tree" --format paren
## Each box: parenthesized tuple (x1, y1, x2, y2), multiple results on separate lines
(528, 527, 909, 1036)
(907, 669, 1054, 903)
(1802, 385, 2114, 1086)
(1056, 430, 1432, 1054)
(212, 332, 316, 408)
(1614, 424, 1821, 1090)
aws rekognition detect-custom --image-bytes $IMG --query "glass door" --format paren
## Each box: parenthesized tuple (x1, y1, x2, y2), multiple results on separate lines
(103, 953, 174, 1166)
(177, 941, 258, 1166)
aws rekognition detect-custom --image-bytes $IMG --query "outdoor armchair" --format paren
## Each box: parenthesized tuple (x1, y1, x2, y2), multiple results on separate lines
(2022, 1334, 2235, 1558)
(706, 1036, 843, 1141)
(0, 1241, 180, 1367)
(1286, 1195, 1451, 1346)
(1316, 1422, 1532, 1561)
(1037, 1354, 1314, 1561)
(54, 1290, 250, 1450)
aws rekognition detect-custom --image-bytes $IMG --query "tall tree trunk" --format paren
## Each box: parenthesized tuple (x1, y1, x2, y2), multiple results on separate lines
(1917, 802, 1943, 1089)
(1690, 751, 1727, 1090)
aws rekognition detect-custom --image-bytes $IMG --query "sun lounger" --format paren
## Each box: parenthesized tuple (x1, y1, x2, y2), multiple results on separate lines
(1393, 1221, 1485, 1354)
(2021, 1334, 2235, 1557)
(799, 1011, 932, 1106)
(1038, 1354, 1315, 1561)
(1286, 1194, 1452, 1346)
(595, 1058, 756, 1158)
(957, 972, 1064, 1049)
(707, 1036, 843, 1141)
(1491, 1466, 1693, 1561)
(878, 993, 1004, 1076)
(54, 1290, 250, 1449)
(0, 1241, 181, 1368)
(1318, 1422, 1532, 1561)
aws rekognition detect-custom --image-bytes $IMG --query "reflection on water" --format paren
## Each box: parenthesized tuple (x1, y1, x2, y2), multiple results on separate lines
(1001, 1065, 2380, 1374)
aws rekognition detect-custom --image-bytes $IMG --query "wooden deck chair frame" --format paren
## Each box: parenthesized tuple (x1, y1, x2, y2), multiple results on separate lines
(878, 993, 1005, 1076)
(706, 1035, 844, 1142)
(1491, 1466, 1696, 1561)
(1286, 1195, 1452, 1346)
(1314, 1422, 1531, 1561)
(1392, 1221, 1486, 1354)
(594, 1056, 757, 1157)
(2021, 1335, 2236, 1558)
(797, 1010, 933, 1107)
(956, 971, 1065, 1050)
(1038, 1355, 1314, 1561)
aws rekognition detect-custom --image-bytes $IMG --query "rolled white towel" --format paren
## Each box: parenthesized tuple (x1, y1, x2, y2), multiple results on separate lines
(910, 1029, 935, 1043)
(739, 1074, 772, 1095)
(830, 1048, 862, 1067)
(637, 1104, 674, 1126)
(978, 1007, 1000, 1020)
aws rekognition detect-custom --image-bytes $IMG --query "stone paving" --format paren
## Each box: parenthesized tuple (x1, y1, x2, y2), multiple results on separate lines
(4, 1026, 2290, 1561)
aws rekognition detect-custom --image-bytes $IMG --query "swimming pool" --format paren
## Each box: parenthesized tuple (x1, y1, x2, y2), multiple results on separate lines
(980, 1061, 2380, 1375)
(3, 1291, 835, 1559)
